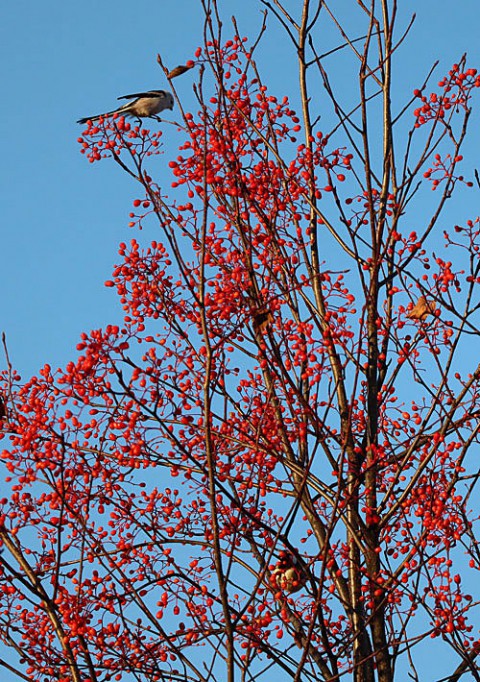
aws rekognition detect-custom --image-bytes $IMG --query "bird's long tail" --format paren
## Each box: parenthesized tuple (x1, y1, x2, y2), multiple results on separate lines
(77, 105, 132, 125)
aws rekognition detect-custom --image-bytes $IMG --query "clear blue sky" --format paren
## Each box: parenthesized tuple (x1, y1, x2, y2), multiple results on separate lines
(1, 2, 480, 680)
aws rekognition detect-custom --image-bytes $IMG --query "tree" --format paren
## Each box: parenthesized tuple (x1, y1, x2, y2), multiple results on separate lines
(1, 1, 480, 680)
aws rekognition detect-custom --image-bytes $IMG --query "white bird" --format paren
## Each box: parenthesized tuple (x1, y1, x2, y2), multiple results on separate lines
(77, 89, 174, 124)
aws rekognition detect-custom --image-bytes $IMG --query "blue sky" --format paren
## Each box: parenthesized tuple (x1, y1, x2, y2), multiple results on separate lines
(2, 2, 480, 680)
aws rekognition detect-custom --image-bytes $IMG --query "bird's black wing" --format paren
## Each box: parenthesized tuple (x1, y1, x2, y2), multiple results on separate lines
(117, 90, 166, 101)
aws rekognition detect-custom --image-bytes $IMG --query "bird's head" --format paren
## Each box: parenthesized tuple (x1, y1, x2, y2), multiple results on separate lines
(162, 91, 174, 110)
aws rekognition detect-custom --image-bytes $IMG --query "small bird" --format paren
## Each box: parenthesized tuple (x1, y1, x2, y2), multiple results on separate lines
(270, 551, 306, 594)
(77, 89, 174, 124)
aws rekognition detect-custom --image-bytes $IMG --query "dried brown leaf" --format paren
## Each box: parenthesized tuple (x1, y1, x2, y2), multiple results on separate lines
(407, 296, 437, 320)
(167, 64, 194, 79)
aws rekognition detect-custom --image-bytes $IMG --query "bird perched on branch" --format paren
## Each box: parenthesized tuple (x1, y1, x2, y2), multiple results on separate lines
(77, 89, 174, 124)
(270, 551, 307, 594)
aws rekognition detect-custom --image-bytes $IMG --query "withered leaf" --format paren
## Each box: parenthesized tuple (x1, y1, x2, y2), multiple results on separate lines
(167, 64, 194, 79)
(407, 296, 437, 321)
